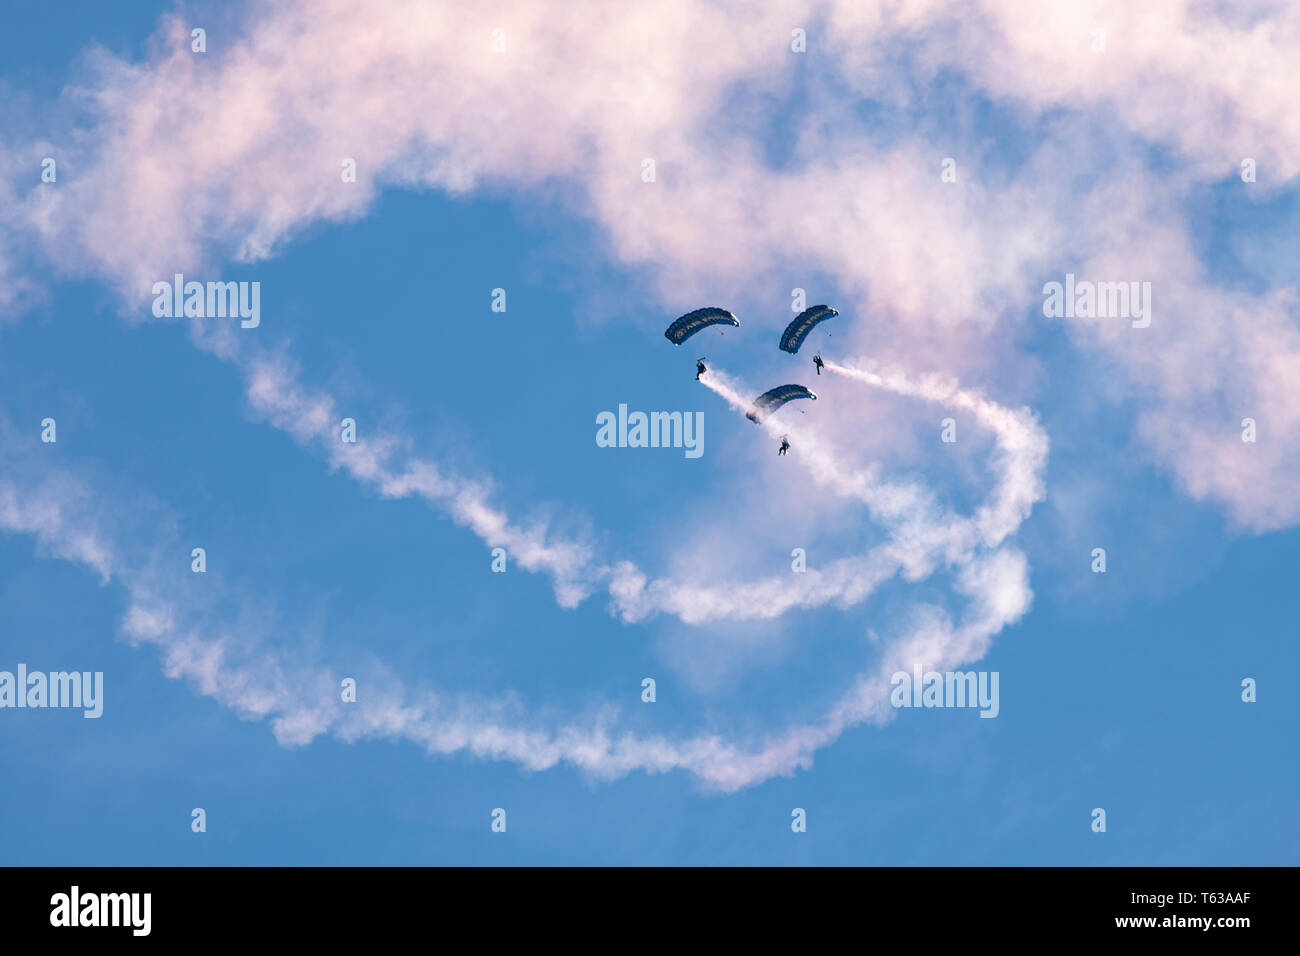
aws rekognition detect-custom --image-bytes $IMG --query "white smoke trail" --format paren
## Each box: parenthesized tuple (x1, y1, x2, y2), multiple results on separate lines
(0, 456, 1032, 792)
(698, 366, 931, 520)
(1, 316, 1051, 793)
(822, 358, 1049, 559)
(0, 338, 1046, 790)
(221, 341, 1048, 627)
(213, 325, 1051, 627)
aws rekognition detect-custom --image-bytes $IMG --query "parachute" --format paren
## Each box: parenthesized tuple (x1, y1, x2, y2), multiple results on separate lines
(779, 305, 838, 353)
(664, 307, 740, 345)
(746, 384, 817, 423)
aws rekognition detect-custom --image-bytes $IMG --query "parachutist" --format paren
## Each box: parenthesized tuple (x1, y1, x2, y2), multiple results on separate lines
(696, 359, 707, 380)
(813, 353, 824, 375)
(778, 436, 790, 456)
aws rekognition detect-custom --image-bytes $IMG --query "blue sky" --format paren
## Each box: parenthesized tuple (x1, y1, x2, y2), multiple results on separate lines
(1, 1, 1297, 865)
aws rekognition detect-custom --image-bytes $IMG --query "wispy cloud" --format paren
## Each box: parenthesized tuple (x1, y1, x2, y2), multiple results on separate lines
(6, 0, 1297, 527)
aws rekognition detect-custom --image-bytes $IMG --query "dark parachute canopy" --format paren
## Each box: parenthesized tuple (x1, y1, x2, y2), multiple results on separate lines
(664, 307, 740, 345)
(779, 305, 838, 353)
(746, 384, 817, 423)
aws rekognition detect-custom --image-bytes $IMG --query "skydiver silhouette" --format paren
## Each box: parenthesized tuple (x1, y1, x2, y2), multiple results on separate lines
(696, 358, 707, 380)
(813, 353, 824, 375)
(778, 436, 790, 456)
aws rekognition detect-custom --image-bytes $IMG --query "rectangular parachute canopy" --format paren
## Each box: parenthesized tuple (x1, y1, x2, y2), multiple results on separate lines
(664, 307, 739, 345)
(746, 384, 817, 423)
(779, 305, 838, 353)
